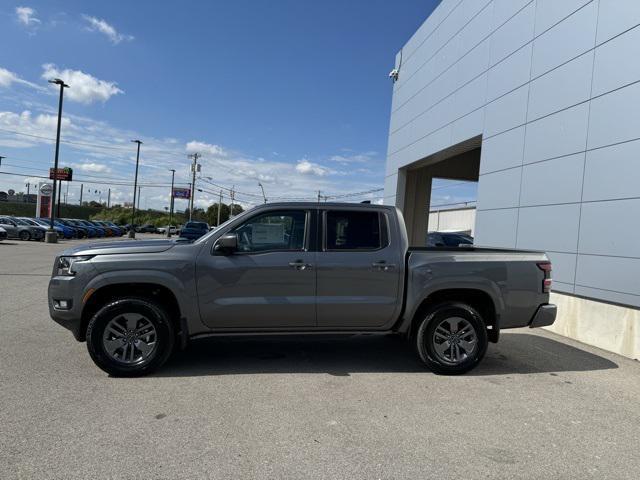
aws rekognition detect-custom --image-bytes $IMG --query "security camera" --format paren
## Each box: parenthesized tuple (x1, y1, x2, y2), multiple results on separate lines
(389, 68, 399, 82)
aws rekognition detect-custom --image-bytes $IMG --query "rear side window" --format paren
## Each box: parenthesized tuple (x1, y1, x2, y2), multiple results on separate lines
(325, 210, 385, 250)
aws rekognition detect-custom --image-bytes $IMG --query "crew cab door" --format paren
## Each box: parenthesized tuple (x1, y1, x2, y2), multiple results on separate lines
(196, 208, 316, 329)
(316, 209, 403, 328)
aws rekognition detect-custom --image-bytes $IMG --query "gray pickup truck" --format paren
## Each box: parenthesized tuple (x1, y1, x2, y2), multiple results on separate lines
(48, 203, 556, 377)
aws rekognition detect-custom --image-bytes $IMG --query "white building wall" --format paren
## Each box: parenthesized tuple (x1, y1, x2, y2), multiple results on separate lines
(428, 207, 476, 234)
(385, 0, 640, 311)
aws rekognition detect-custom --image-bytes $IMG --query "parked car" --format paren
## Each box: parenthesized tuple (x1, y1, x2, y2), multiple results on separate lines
(427, 231, 474, 247)
(157, 225, 179, 235)
(0, 216, 44, 241)
(179, 221, 210, 240)
(34, 218, 77, 239)
(48, 203, 556, 377)
(18, 217, 66, 239)
(0, 226, 7, 241)
(57, 219, 87, 239)
(137, 224, 158, 233)
(96, 221, 123, 236)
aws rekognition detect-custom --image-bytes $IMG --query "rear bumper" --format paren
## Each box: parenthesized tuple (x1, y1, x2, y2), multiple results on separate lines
(529, 304, 557, 328)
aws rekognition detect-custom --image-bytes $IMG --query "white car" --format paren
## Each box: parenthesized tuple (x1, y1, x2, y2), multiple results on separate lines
(157, 225, 178, 235)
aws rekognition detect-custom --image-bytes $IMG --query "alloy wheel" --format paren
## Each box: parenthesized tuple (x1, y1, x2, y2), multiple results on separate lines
(431, 317, 478, 365)
(102, 313, 157, 365)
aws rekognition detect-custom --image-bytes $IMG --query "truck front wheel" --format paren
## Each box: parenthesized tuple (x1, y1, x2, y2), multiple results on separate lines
(415, 302, 488, 375)
(86, 298, 175, 377)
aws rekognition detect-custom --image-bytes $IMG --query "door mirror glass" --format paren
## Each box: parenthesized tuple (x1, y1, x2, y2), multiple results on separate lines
(214, 233, 238, 253)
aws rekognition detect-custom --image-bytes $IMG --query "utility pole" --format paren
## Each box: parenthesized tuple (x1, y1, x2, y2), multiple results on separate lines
(56, 179, 62, 217)
(107, 188, 110, 208)
(317, 190, 321, 203)
(168, 169, 175, 237)
(79, 183, 83, 206)
(65, 181, 69, 205)
(0, 155, 5, 169)
(217, 190, 222, 226)
(129, 139, 142, 238)
(46, 78, 69, 243)
(188, 153, 200, 221)
(230, 186, 235, 219)
(137, 186, 141, 211)
(258, 182, 267, 204)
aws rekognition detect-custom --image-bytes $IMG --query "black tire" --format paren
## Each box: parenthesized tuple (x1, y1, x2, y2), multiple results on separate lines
(86, 298, 175, 377)
(415, 302, 488, 375)
(19, 230, 31, 241)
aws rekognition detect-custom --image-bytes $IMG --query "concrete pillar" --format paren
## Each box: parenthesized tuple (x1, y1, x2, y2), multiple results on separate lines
(402, 168, 432, 247)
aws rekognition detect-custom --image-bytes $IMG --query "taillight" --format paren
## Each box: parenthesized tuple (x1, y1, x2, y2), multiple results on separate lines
(537, 262, 552, 293)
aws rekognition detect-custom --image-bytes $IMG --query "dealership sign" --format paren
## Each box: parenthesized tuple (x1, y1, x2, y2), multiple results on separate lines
(49, 167, 73, 181)
(173, 188, 191, 199)
(36, 182, 53, 218)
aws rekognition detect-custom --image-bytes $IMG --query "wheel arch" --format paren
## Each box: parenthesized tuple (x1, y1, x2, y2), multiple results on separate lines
(79, 283, 183, 343)
(408, 288, 499, 343)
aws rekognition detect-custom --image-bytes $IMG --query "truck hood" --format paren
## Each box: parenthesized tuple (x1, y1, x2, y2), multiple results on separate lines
(61, 239, 186, 256)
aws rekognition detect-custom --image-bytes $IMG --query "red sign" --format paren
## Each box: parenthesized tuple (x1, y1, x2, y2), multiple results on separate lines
(49, 167, 73, 181)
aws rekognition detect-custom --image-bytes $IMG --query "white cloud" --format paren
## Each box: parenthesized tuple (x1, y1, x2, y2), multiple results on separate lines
(329, 151, 378, 164)
(295, 159, 330, 176)
(15, 6, 40, 27)
(0, 67, 41, 90)
(82, 15, 134, 44)
(41, 64, 123, 104)
(73, 162, 111, 173)
(0, 68, 20, 88)
(186, 140, 227, 157)
(35, 113, 71, 129)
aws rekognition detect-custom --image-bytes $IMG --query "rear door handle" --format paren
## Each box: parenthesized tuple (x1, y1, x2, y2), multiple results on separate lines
(372, 261, 396, 271)
(289, 260, 312, 270)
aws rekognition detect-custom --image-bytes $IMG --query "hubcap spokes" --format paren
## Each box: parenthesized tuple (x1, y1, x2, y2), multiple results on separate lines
(432, 317, 477, 365)
(103, 313, 157, 364)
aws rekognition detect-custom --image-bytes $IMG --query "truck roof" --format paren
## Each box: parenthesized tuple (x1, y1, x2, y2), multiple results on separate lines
(254, 201, 395, 209)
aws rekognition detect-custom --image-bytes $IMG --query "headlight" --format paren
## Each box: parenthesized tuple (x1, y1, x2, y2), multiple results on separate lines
(56, 255, 93, 276)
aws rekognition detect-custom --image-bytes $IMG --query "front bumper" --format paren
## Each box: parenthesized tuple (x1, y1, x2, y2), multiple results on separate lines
(48, 275, 85, 340)
(529, 304, 557, 328)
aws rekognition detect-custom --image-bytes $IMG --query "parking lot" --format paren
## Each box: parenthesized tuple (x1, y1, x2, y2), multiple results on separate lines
(1, 236, 639, 479)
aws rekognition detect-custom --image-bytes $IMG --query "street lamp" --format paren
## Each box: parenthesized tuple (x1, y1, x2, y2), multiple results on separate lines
(129, 139, 142, 238)
(258, 182, 267, 204)
(168, 169, 175, 237)
(46, 78, 69, 243)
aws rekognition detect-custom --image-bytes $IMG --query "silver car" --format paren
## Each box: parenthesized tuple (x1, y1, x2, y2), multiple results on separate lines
(0, 216, 44, 241)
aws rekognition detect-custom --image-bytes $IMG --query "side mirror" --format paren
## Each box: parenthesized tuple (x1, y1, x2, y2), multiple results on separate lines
(214, 233, 238, 253)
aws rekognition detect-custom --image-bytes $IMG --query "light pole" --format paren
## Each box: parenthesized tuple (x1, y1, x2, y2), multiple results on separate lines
(188, 153, 200, 221)
(129, 140, 142, 238)
(46, 78, 69, 243)
(168, 169, 175, 237)
(258, 182, 267, 204)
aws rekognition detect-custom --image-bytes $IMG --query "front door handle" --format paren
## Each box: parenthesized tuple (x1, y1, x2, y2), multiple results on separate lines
(289, 260, 312, 270)
(372, 261, 396, 271)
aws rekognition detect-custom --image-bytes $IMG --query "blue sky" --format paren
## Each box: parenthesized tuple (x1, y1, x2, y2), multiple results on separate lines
(0, 1, 474, 210)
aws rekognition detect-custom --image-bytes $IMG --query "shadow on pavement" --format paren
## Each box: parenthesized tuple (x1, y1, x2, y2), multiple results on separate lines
(156, 332, 618, 378)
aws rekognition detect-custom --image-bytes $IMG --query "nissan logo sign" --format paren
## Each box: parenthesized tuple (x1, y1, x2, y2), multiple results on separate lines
(40, 184, 53, 196)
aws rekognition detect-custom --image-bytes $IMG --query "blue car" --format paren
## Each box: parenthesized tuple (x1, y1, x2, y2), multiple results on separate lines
(75, 219, 105, 237)
(33, 218, 74, 239)
(179, 221, 210, 240)
(57, 219, 87, 238)
(65, 219, 97, 238)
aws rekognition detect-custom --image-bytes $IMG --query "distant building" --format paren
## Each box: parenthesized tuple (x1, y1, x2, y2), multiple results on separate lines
(384, 0, 640, 359)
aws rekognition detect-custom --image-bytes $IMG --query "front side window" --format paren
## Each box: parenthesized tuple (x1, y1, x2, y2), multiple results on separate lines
(233, 210, 307, 253)
(325, 210, 384, 250)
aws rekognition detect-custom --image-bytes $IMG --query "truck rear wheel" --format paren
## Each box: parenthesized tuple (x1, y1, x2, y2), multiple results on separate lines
(415, 302, 488, 375)
(86, 298, 175, 377)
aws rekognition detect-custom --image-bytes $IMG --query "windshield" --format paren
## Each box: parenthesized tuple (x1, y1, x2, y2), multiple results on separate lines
(185, 222, 208, 229)
(13, 218, 29, 226)
(19, 218, 38, 226)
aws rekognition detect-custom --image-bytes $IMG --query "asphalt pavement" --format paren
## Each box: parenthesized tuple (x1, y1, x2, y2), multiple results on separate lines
(1, 235, 639, 479)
